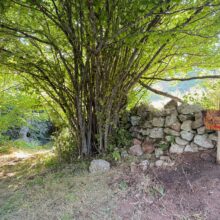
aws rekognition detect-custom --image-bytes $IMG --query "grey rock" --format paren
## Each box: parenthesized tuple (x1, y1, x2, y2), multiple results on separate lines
(152, 117, 165, 127)
(164, 128, 180, 136)
(130, 116, 141, 126)
(155, 148, 163, 158)
(142, 141, 155, 154)
(170, 121, 181, 132)
(142, 121, 153, 128)
(165, 114, 178, 127)
(175, 137, 189, 146)
(121, 150, 129, 159)
(129, 144, 143, 156)
(169, 143, 185, 154)
(164, 108, 178, 116)
(197, 126, 206, 135)
(180, 131, 194, 141)
(163, 161, 175, 167)
(140, 129, 150, 136)
(132, 138, 142, 145)
(184, 144, 199, 152)
(153, 110, 166, 117)
(181, 120, 192, 131)
(194, 134, 214, 149)
(155, 160, 164, 167)
(89, 159, 110, 173)
(164, 100, 178, 109)
(149, 162, 155, 168)
(177, 104, 202, 114)
(195, 112, 203, 120)
(192, 118, 203, 129)
(208, 133, 218, 142)
(130, 132, 143, 140)
(130, 162, 138, 172)
(139, 160, 149, 171)
(149, 128, 164, 139)
(178, 114, 193, 122)
(160, 156, 173, 165)
(19, 126, 31, 142)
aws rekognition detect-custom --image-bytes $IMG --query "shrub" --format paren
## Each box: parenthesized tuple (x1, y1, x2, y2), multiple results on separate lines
(53, 128, 77, 162)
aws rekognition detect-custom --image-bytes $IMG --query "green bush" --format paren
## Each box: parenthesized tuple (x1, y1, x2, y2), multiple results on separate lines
(53, 128, 77, 162)
(109, 127, 132, 150)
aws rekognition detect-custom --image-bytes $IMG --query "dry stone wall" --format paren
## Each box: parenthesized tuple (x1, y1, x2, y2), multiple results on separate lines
(129, 100, 217, 154)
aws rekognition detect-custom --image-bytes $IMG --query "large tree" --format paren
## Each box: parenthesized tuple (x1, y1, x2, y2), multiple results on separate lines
(0, 0, 220, 155)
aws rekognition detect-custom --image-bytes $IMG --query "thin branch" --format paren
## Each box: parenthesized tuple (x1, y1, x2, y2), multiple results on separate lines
(139, 81, 184, 103)
(141, 75, 220, 81)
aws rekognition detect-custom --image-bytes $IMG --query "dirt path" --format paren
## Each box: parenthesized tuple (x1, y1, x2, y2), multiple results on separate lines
(0, 150, 220, 220)
(131, 152, 220, 220)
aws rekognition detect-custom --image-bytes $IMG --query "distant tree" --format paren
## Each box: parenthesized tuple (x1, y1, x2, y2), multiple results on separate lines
(0, 74, 48, 134)
(0, 0, 220, 155)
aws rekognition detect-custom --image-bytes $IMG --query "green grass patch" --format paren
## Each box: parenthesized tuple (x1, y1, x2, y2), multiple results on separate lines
(0, 192, 24, 217)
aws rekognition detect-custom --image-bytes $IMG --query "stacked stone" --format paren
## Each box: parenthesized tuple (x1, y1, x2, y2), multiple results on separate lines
(129, 100, 217, 154)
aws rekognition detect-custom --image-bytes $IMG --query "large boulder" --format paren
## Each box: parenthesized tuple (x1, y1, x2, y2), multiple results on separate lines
(129, 144, 143, 156)
(149, 128, 164, 139)
(194, 134, 214, 149)
(89, 159, 110, 173)
(152, 117, 165, 127)
(180, 131, 194, 141)
(170, 143, 185, 154)
(177, 104, 202, 115)
(181, 120, 192, 131)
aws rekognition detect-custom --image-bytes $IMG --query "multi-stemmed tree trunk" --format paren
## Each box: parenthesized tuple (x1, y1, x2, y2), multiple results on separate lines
(0, 0, 219, 155)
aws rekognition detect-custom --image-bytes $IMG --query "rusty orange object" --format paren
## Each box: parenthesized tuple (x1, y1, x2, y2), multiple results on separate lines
(203, 110, 220, 131)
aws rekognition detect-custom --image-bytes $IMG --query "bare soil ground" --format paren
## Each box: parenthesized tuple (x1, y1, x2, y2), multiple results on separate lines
(0, 149, 220, 220)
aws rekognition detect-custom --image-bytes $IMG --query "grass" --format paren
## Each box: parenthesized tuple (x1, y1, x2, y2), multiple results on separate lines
(0, 165, 118, 219)
(0, 192, 24, 216)
(0, 144, 211, 220)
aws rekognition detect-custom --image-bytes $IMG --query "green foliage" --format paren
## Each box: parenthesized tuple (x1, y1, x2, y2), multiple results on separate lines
(0, 0, 219, 155)
(109, 127, 132, 150)
(0, 192, 24, 216)
(183, 79, 220, 109)
(53, 128, 77, 162)
(111, 149, 121, 161)
(0, 145, 11, 154)
(127, 85, 150, 110)
(0, 74, 50, 133)
(157, 142, 169, 151)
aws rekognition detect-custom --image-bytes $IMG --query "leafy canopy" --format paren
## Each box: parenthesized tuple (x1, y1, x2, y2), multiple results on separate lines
(0, 0, 220, 154)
